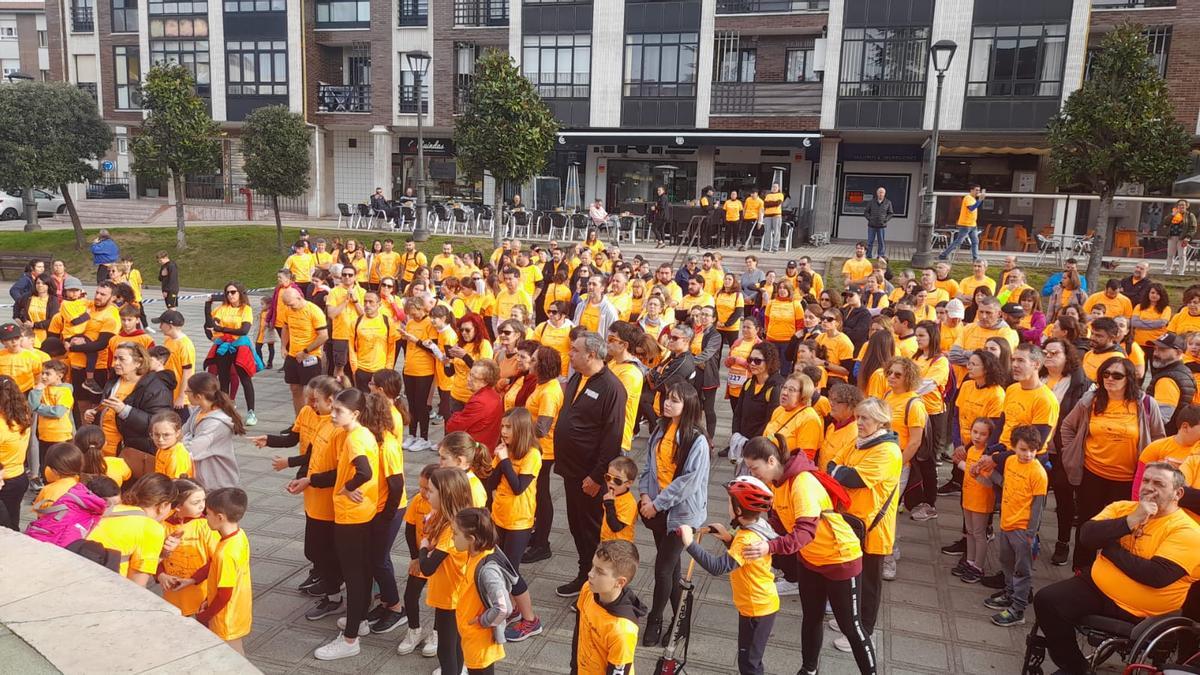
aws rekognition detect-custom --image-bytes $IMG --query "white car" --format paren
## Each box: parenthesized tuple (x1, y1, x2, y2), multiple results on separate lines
(0, 189, 67, 220)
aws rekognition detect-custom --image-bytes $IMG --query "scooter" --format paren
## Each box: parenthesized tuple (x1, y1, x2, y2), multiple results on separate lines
(653, 531, 703, 675)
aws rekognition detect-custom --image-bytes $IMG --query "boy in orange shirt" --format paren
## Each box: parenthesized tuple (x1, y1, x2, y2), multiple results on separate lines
(977, 425, 1047, 627)
(601, 456, 637, 542)
(195, 487, 253, 654)
(108, 305, 155, 364)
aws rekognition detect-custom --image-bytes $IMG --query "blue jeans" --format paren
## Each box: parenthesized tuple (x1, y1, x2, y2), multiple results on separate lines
(940, 226, 979, 260)
(866, 226, 886, 258)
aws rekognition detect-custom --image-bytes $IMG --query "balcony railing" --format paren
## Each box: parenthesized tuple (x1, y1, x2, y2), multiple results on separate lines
(397, 84, 429, 114)
(454, 0, 507, 26)
(453, 74, 473, 115)
(1092, 0, 1174, 7)
(716, 0, 827, 13)
(710, 81, 821, 115)
(398, 0, 427, 25)
(70, 4, 94, 31)
(317, 83, 371, 113)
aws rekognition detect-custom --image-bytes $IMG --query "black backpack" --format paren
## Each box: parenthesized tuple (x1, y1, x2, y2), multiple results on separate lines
(65, 539, 122, 573)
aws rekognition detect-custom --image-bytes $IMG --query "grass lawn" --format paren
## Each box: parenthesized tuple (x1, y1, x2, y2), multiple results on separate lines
(0, 226, 492, 290)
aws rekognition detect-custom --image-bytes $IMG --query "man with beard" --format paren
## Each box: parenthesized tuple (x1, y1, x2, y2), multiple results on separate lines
(1080, 317, 1125, 382)
(68, 281, 120, 402)
(1149, 333, 1197, 434)
(1121, 261, 1152, 307)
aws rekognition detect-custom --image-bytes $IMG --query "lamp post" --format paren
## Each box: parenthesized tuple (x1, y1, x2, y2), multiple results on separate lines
(912, 39, 957, 269)
(406, 50, 432, 242)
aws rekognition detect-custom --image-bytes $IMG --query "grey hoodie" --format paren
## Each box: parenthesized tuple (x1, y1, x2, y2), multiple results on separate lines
(184, 407, 241, 490)
(475, 549, 519, 645)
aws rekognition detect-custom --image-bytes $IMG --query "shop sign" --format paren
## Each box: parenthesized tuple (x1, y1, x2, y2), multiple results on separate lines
(400, 138, 455, 156)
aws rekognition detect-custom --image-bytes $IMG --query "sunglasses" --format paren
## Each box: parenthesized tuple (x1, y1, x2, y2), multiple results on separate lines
(381, 283, 395, 288)
(225, 290, 238, 295)
(1102, 371, 1126, 381)
(670, 334, 687, 341)
(547, 309, 559, 315)
(747, 357, 765, 365)
(821, 316, 836, 323)
(604, 473, 628, 486)
(499, 330, 515, 336)
(341, 272, 355, 277)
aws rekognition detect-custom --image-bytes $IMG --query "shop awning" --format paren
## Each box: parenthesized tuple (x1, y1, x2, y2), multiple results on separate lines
(935, 131, 1050, 156)
(556, 129, 820, 148)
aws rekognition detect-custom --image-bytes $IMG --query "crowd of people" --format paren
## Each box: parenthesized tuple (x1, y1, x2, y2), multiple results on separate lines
(6, 228, 1200, 675)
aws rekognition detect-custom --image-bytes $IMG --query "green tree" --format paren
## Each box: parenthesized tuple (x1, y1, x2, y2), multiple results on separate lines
(0, 82, 113, 242)
(1047, 23, 1191, 289)
(454, 49, 558, 247)
(241, 105, 311, 254)
(130, 63, 221, 250)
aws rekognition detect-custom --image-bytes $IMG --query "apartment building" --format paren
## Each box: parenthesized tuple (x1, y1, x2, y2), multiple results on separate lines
(0, 0, 48, 82)
(40, 0, 1200, 233)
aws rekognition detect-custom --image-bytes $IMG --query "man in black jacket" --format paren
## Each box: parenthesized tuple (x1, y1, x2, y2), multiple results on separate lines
(692, 306, 722, 438)
(553, 331, 627, 597)
(863, 187, 894, 259)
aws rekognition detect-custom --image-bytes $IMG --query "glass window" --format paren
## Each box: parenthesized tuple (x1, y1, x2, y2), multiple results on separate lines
(521, 34, 590, 98)
(226, 40, 287, 95)
(399, 64, 430, 114)
(112, 0, 138, 31)
(223, 0, 283, 11)
(786, 46, 817, 82)
(114, 45, 141, 108)
(715, 47, 755, 83)
(148, 0, 206, 14)
(967, 24, 1067, 97)
(624, 32, 699, 98)
(315, 0, 369, 25)
(149, 38, 210, 90)
(838, 27, 929, 98)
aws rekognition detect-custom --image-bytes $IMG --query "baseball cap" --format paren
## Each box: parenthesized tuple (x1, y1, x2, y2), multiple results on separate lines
(299, 228, 309, 236)
(1154, 332, 1187, 352)
(63, 276, 84, 291)
(1001, 303, 1025, 319)
(841, 287, 859, 297)
(786, 260, 797, 269)
(946, 298, 965, 320)
(0, 323, 20, 341)
(151, 310, 185, 327)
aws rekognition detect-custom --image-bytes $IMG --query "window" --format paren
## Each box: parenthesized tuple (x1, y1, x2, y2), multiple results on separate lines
(149, 17, 208, 36)
(226, 41, 287, 95)
(149, 39, 210, 91)
(37, 30, 48, 46)
(838, 27, 929, 98)
(114, 45, 141, 108)
(522, 34, 590, 98)
(1086, 26, 1172, 80)
(398, 0, 426, 25)
(1, 59, 19, 76)
(623, 33, 699, 98)
(786, 45, 818, 82)
(715, 47, 755, 83)
(118, 137, 128, 154)
(315, 0, 369, 25)
(224, 0, 284, 11)
(148, 0, 207, 13)
(40, 69, 50, 81)
(112, 0, 138, 32)
(0, 23, 16, 40)
(967, 24, 1067, 98)
(398, 62, 430, 113)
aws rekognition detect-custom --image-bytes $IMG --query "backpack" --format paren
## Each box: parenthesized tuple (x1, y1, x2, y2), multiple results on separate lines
(25, 483, 107, 548)
(65, 538, 122, 572)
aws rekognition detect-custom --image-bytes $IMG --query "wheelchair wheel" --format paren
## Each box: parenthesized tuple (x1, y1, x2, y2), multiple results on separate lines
(1125, 616, 1200, 672)
(1022, 624, 1048, 675)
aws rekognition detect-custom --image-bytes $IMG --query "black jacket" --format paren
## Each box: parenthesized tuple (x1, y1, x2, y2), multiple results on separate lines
(863, 198, 894, 228)
(693, 326, 722, 389)
(553, 366, 627, 483)
(102, 372, 174, 454)
(647, 352, 696, 400)
(842, 306, 871, 351)
(1120, 276, 1151, 308)
(735, 374, 783, 437)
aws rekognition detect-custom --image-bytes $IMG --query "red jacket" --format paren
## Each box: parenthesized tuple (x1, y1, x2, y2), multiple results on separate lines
(445, 386, 503, 450)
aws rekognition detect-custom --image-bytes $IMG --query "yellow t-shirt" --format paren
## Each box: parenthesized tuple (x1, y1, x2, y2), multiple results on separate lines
(723, 199, 743, 222)
(161, 517, 217, 616)
(211, 303, 253, 341)
(155, 442, 193, 479)
(0, 348, 43, 392)
(327, 285, 366, 341)
(426, 525, 468, 610)
(1091, 501, 1200, 618)
(610, 361, 643, 452)
(280, 301, 327, 358)
(774, 471, 862, 567)
(35, 384, 74, 442)
(600, 491, 637, 543)
(401, 317, 438, 377)
(764, 299, 802, 342)
(457, 549, 506, 670)
(998, 383, 1060, 453)
(728, 527, 779, 617)
(884, 390, 927, 460)
(101, 379, 136, 456)
(831, 437, 903, 556)
(715, 292, 744, 333)
(958, 194, 979, 227)
(841, 257, 874, 283)
(998, 455, 1048, 531)
(85, 505, 165, 578)
(332, 426, 381, 525)
(1085, 398, 1140, 481)
(164, 334, 195, 402)
(955, 380, 1006, 447)
(285, 252, 315, 283)
(763, 405, 824, 460)
(492, 450, 542, 530)
(526, 378, 563, 462)
(205, 528, 254, 640)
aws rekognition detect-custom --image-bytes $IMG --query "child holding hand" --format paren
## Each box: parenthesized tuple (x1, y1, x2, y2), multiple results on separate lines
(158, 478, 216, 616)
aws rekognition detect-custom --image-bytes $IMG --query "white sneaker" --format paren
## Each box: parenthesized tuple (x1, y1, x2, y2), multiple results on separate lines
(410, 437, 430, 453)
(314, 636, 361, 660)
(910, 504, 938, 522)
(775, 579, 799, 595)
(335, 617, 370, 636)
(834, 631, 877, 653)
(828, 617, 842, 633)
(882, 555, 897, 581)
(402, 436, 414, 451)
(397, 627, 427, 655)
(422, 627, 438, 657)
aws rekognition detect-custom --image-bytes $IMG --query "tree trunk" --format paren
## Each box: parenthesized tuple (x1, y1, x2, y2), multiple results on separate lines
(273, 195, 284, 254)
(173, 173, 187, 250)
(21, 186, 40, 232)
(1085, 194, 1112, 292)
(491, 177, 503, 249)
(60, 184, 86, 250)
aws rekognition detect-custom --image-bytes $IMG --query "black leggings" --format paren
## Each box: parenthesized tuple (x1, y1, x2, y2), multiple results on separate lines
(333, 521, 372, 639)
(403, 575, 427, 629)
(0, 473, 28, 530)
(644, 512, 685, 623)
(403, 374, 434, 439)
(530, 459, 555, 550)
(737, 613, 776, 675)
(369, 509, 405, 606)
(697, 386, 717, 439)
(255, 342, 275, 368)
(1072, 468, 1132, 570)
(496, 525, 531, 596)
(1048, 453, 1077, 545)
(435, 607, 464, 674)
(304, 516, 342, 595)
(860, 553, 884, 634)
(913, 458, 938, 507)
(796, 562, 876, 674)
(216, 351, 255, 410)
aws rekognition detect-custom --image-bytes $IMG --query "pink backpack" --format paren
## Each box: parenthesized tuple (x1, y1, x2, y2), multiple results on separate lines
(26, 483, 107, 547)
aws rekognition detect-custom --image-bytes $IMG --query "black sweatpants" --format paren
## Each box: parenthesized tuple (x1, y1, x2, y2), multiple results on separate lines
(403, 576, 427, 629)
(304, 516, 342, 594)
(1033, 575, 1137, 675)
(333, 521, 372, 639)
(860, 553, 884, 634)
(0, 473, 28, 530)
(643, 512, 685, 623)
(530, 459, 555, 550)
(1048, 454, 1077, 545)
(563, 476, 603, 582)
(216, 351, 255, 411)
(1072, 469, 1132, 570)
(435, 607, 464, 674)
(369, 508, 405, 606)
(913, 458, 939, 508)
(496, 525, 532, 596)
(737, 613, 776, 675)
(697, 386, 717, 439)
(796, 563, 876, 674)
(403, 373, 434, 439)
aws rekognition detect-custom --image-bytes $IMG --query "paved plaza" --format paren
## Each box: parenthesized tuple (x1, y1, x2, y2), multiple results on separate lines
(11, 281, 1076, 674)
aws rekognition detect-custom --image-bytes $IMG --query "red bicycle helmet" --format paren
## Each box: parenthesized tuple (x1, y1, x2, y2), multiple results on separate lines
(726, 476, 773, 513)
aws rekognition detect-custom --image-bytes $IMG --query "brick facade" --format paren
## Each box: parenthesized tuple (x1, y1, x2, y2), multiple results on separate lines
(709, 115, 820, 131)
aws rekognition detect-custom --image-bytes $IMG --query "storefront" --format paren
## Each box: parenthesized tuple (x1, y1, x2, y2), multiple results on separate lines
(393, 137, 483, 202)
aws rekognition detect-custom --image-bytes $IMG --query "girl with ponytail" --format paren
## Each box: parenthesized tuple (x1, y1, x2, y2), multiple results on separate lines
(437, 430, 492, 508)
(182, 372, 243, 490)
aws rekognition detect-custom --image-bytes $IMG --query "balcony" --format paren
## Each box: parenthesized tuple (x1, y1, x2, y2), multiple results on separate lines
(1092, 0, 1174, 7)
(715, 0, 827, 14)
(454, 0, 507, 27)
(453, 74, 472, 115)
(397, 84, 429, 115)
(398, 0, 426, 25)
(70, 4, 94, 32)
(318, 84, 371, 113)
(710, 81, 821, 116)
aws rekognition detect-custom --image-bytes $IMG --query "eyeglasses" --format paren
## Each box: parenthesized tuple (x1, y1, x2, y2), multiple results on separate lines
(887, 371, 904, 378)
(747, 357, 765, 365)
(669, 334, 687, 342)
(381, 283, 395, 288)
(225, 290, 238, 295)
(1102, 370, 1126, 381)
(604, 473, 628, 486)
(341, 272, 355, 278)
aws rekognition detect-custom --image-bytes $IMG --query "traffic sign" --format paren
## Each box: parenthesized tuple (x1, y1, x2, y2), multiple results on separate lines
(102, 160, 115, 172)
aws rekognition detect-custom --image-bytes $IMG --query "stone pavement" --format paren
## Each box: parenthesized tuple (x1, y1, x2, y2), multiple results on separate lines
(11, 284, 1077, 675)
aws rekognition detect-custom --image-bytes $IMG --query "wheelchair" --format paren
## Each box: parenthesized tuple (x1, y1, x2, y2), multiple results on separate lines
(1022, 613, 1200, 674)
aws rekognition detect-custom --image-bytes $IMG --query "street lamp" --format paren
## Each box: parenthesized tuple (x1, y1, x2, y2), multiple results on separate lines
(912, 39, 958, 268)
(406, 50, 432, 242)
